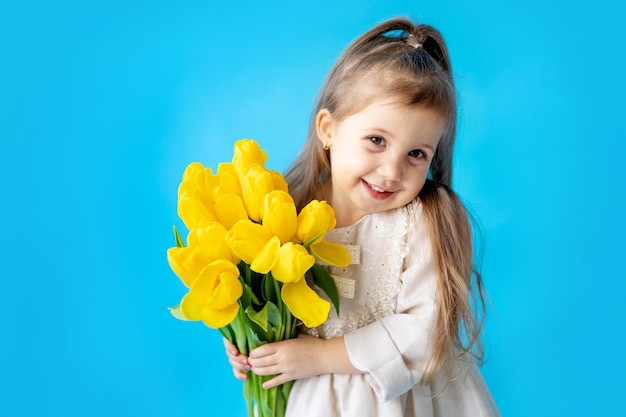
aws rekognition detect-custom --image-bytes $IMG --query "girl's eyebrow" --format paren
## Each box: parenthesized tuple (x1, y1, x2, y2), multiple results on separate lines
(365, 126, 394, 136)
(421, 143, 436, 153)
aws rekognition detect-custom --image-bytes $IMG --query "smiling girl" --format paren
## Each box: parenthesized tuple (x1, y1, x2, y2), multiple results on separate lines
(224, 17, 500, 416)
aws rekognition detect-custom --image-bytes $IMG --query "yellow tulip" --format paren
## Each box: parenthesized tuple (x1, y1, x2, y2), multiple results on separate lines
(271, 242, 315, 283)
(216, 163, 242, 198)
(181, 161, 205, 183)
(177, 189, 217, 231)
(188, 221, 239, 264)
(177, 162, 221, 230)
(262, 190, 297, 244)
(180, 162, 218, 203)
(250, 236, 280, 274)
(296, 200, 337, 244)
(281, 278, 331, 328)
(269, 170, 289, 194)
(226, 219, 273, 265)
(214, 193, 248, 231)
(310, 240, 351, 268)
(180, 259, 243, 328)
(239, 164, 276, 222)
(167, 221, 239, 287)
(167, 246, 214, 288)
(232, 139, 268, 175)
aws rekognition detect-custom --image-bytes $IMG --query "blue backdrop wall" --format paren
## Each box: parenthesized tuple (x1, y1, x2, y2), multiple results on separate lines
(2, 1, 624, 416)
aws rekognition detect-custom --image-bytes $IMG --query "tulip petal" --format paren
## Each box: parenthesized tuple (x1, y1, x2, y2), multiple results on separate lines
(201, 302, 240, 329)
(167, 246, 213, 288)
(310, 240, 352, 267)
(226, 220, 273, 264)
(208, 271, 243, 310)
(262, 190, 297, 244)
(296, 200, 337, 243)
(271, 243, 315, 283)
(269, 170, 289, 193)
(250, 236, 280, 274)
(180, 289, 206, 321)
(167, 247, 190, 282)
(233, 139, 268, 175)
(178, 192, 217, 230)
(214, 194, 248, 230)
(240, 165, 275, 222)
(216, 163, 242, 197)
(180, 259, 242, 325)
(182, 162, 207, 184)
(281, 279, 331, 328)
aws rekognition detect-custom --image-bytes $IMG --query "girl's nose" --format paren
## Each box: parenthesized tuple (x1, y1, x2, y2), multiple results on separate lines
(377, 157, 403, 182)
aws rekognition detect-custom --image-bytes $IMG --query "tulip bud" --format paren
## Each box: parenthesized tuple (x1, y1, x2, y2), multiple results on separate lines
(233, 139, 268, 175)
(271, 242, 315, 283)
(263, 190, 297, 244)
(180, 259, 243, 328)
(296, 200, 337, 244)
(226, 219, 273, 265)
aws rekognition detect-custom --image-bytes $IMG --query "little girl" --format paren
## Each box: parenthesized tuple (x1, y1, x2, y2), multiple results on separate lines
(224, 17, 500, 416)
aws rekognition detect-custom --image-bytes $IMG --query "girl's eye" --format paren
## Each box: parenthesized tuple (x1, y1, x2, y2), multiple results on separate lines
(369, 136, 385, 146)
(408, 149, 426, 159)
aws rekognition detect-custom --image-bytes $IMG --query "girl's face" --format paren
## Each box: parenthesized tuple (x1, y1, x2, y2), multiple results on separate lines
(317, 100, 446, 227)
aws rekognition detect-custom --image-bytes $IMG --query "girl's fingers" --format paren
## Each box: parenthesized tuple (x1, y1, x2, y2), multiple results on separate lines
(250, 363, 279, 376)
(223, 337, 251, 374)
(260, 373, 290, 390)
(248, 343, 275, 359)
(233, 368, 249, 381)
(223, 338, 239, 355)
(228, 355, 250, 371)
(247, 354, 276, 369)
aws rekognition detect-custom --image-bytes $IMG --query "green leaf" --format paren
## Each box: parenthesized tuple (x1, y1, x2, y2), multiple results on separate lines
(238, 279, 262, 309)
(218, 324, 236, 345)
(302, 231, 325, 248)
(241, 307, 267, 339)
(245, 324, 264, 351)
(244, 302, 283, 341)
(168, 305, 189, 320)
(262, 273, 277, 303)
(173, 225, 185, 248)
(231, 308, 251, 355)
(245, 305, 270, 332)
(310, 263, 340, 315)
(265, 302, 282, 329)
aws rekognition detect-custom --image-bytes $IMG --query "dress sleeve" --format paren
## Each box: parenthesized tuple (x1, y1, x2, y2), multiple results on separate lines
(343, 201, 438, 402)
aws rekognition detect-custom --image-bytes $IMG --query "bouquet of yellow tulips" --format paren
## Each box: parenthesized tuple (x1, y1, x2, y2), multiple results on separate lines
(167, 139, 350, 417)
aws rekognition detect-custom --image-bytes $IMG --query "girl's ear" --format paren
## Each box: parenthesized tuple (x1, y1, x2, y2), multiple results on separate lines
(315, 109, 335, 146)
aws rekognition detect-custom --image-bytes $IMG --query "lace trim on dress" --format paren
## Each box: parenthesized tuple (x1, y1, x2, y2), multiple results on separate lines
(307, 202, 414, 339)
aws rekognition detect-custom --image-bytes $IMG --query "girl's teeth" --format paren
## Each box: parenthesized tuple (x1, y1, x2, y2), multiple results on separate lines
(370, 184, 385, 192)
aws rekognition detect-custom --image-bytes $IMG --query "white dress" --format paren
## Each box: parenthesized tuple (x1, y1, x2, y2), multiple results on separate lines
(286, 199, 500, 417)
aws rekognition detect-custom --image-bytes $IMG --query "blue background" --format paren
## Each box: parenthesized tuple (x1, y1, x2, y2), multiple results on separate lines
(1, 1, 624, 416)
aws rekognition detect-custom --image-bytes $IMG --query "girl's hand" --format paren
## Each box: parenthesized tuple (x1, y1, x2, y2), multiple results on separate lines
(223, 338, 251, 381)
(248, 334, 359, 389)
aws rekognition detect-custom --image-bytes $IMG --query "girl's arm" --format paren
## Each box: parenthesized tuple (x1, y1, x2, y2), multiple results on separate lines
(226, 334, 360, 389)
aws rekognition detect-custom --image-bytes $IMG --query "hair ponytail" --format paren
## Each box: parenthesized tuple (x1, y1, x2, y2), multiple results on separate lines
(419, 180, 485, 378)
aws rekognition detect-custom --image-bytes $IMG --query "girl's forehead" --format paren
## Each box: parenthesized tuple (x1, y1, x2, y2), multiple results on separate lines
(339, 97, 449, 126)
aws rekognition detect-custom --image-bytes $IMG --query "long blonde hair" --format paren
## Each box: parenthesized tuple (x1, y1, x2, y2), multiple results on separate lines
(285, 17, 485, 378)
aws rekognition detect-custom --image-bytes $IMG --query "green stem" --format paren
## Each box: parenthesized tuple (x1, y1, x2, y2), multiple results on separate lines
(232, 308, 249, 355)
(243, 378, 254, 417)
(218, 324, 235, 345)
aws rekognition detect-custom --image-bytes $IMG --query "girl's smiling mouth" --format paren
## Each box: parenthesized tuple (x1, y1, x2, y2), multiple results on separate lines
(361, 179, 394, 200)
